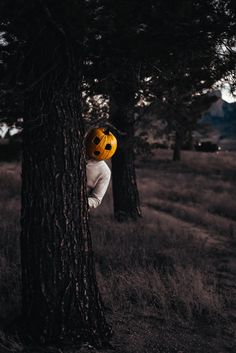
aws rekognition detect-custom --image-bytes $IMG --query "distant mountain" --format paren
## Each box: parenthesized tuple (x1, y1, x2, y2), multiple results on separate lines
(200, 98, 236, 151)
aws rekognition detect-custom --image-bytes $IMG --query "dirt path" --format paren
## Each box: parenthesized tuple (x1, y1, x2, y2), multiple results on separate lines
(144, 204, 223, 248)
(147, 199, 236, 238)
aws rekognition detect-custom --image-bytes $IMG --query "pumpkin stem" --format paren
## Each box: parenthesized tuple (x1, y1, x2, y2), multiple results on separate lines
(104, 128, 110, 135)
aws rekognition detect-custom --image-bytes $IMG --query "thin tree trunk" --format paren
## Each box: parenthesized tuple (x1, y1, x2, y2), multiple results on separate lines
(20, 75, 111, 346)
(173, 130, 183, 161)
(185, 130, 194, 150)
(110, 91, 141, 222)
(112, 132, 141, 222)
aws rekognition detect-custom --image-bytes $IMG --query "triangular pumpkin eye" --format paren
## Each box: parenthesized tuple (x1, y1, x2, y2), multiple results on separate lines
(94, 150, 100, 155)
(93, 137, 100, 145)
(105, 144, 112, 150)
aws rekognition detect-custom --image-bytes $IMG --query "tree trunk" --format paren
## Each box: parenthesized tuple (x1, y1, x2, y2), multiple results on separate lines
(185, 130, 194, 150)
(173, 130, 183, 161)
(20, 70, 111, 347)
(109, 88, 141, 222)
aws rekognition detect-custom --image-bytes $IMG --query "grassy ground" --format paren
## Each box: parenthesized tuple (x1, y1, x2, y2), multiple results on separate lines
(0, 150, 236, 352)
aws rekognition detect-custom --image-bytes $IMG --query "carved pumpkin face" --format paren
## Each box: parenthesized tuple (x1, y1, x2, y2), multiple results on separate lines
(85, 128, 117, 160)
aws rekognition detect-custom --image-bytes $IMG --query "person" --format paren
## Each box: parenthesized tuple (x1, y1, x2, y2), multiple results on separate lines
(85, 127, 117, 209)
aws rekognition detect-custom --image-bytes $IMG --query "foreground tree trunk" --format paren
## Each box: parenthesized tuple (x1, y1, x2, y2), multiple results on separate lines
(19, 18, 111, 345)
(20, 83, 111, 346)
(109, 82, 141, 222)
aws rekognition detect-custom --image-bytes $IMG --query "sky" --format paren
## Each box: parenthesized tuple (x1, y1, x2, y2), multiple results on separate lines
(220, 83, 236, 103)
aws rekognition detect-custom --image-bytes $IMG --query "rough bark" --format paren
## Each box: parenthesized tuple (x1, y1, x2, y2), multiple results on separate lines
(109, 86, 141, 222)
(19, 26, 111, 345)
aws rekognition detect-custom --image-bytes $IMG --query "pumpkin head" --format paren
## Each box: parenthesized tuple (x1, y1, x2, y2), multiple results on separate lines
(85, 128, 117, 160)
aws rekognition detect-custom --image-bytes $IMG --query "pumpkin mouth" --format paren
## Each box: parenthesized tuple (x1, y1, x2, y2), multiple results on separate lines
(105, 144, 112, 150)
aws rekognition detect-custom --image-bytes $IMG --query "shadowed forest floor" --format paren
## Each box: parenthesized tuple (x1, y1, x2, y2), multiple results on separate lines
(0, 149, 236, 352)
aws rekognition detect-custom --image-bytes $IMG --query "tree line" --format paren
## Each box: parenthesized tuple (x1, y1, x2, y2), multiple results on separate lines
(0, 0, 235, 348)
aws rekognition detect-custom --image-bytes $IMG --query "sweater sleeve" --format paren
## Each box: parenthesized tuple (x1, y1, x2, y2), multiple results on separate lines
(88, 168, 111, 209)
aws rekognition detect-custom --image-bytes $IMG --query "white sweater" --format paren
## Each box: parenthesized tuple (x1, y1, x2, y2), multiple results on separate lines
(86, 159, 111, 208)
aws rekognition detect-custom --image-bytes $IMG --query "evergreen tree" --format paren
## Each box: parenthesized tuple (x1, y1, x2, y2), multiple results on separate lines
(83, 0, 150, 221)
(138, 0, 234, 160)
(1, 0, 111, 346)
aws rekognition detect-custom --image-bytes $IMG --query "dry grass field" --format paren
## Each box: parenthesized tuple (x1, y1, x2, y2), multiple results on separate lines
(0, 149, 236, 352)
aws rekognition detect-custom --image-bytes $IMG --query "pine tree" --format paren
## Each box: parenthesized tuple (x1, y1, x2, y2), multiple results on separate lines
(1, 0, 111, 346)
(138, 0, 234, 161)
